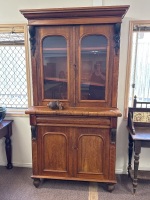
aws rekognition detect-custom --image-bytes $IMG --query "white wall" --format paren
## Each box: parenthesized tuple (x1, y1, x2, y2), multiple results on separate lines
(0, 0, 150, 173)
(104, 0, 150, 173)
(0, 0, 94, 23)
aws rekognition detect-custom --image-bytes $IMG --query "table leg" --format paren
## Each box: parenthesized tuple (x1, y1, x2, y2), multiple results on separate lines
(5, 135, 13, 169)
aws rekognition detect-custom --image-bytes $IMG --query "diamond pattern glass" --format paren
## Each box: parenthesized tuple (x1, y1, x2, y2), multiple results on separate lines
(0, 32, 28, 108)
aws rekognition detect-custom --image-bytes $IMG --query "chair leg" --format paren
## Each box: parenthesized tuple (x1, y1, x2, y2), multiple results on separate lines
(133, 140, 141, 194)
(128, 133, 133, 175)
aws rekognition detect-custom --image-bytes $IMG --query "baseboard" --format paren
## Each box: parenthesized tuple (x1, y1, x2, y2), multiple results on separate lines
(0, 162, 127, 173)
(0, 162, 149, 174)
(116, 167, 150, 174)
(115, 169, 128, 174)
(13, 163, 32, 168)
(0, 162, 32, 168)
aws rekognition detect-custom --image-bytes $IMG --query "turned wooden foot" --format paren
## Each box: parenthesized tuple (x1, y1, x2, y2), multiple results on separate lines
(106, 183, 115, 192)
(6, 163, 13, 169)
(33, 178, 41, 188)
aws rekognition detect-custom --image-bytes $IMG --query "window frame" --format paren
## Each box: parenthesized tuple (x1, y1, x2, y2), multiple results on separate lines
(124, 20, 150, 119)
(0, 24, 31, 116)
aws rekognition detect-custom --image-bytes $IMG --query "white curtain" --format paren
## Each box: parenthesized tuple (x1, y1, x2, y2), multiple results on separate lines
(129, 28, 150, 106)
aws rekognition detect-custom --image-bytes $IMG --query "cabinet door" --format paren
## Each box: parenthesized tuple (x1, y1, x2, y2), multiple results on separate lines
(37, 126, 72, 177)
(34, 25, 115, 108)
(35, 26, 74, 107)
(75, 25, 114, 108)
(75, 127, 110, 180)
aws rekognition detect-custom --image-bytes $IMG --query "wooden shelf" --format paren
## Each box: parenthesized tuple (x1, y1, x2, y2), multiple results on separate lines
(43, 47, 67, 51)
(44, 79, 105, 86)
(44, 77, 67, 82)
(81, 47, 107, 51)
(43, 47, 107, 51)
(81, 81, 105, 87)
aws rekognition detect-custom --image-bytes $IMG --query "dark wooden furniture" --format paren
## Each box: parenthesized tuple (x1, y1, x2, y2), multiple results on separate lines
(0, 120, 13, 169)
(20, 6, 129, 191)
(127, 96, 150, 194)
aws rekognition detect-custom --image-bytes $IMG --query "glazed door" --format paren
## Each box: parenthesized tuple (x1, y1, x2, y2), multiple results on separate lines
(34, 25, 114, 108)
(74, 127, 110, 180)
(75, 25, 114, 108)
(35, 26, 74, 107)
(37, 126, 72, 177)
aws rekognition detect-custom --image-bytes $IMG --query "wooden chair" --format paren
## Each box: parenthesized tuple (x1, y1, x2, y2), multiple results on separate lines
(127, 96, 150, 194)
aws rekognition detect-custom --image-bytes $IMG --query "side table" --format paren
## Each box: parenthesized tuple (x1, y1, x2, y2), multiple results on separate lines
(0, 120, 13, 169)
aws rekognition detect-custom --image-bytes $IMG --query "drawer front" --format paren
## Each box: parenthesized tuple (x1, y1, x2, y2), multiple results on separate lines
(36, 115, 111, 128)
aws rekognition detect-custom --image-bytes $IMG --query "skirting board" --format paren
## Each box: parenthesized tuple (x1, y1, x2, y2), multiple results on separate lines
(0, 161, 126, 173)
(0, 162, 32, 168)
(0, 162, 150, 174)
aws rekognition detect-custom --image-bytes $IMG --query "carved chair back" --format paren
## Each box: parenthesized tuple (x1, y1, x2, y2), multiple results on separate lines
(128, 96, 150, 134)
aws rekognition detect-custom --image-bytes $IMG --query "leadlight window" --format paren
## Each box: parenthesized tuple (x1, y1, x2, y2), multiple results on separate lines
(0, 25, 30, 113)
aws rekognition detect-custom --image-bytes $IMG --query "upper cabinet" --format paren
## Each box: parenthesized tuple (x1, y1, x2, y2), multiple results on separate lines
(35, 25, 113, 108)
(20, 6, 129, 109)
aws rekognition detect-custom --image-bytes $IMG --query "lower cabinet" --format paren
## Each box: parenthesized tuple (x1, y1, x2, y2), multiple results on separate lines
(30, 115, 117, 191)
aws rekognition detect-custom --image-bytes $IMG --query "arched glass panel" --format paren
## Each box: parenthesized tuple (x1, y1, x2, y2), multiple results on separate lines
(80, 35, 107, 100)
(43, 36, 67, 99)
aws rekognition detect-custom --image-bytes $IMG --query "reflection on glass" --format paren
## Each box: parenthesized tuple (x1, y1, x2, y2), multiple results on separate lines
(80, 35, 107, 100)
(43, 36, 67, 99)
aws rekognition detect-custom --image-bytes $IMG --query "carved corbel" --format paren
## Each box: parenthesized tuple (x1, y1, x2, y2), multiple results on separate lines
(31, 125, 37, 140)
(29, 26, 36, 56)
(113, 23, 121, 55)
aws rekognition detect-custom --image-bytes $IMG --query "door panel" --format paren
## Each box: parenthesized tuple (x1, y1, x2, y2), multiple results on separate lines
(38, 126, 71, 177)
(75, 25, 114, 108)
(43, 35, 68, 100)
(36, 26, 73, 107)
(78, 134, 104, 173)
(75, 127, 110, 180)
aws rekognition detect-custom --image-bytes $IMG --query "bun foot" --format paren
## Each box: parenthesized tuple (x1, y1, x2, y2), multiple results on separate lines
(106, 183, 115, 192)
(33, 178, 41, 188)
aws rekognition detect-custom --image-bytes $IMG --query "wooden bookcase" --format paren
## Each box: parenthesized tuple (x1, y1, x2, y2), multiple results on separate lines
(20, 5, 129, 191)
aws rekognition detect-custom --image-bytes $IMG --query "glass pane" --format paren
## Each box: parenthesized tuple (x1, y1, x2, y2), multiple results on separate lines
(43, 36, 67, 99)
(0, 32, 28, 108)
(80, 35, 107, 100)
(129, 31, 150, 107)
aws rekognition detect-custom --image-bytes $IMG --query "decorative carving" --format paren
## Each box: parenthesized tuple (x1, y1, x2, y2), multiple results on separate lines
(133, 95, 137, 107)
(113, 23, 121, 55)
(110, 128, 116, 144)
(31, 125, 37, 140)
(133, 112, 150, 122)
(29, 26, 36, 56)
